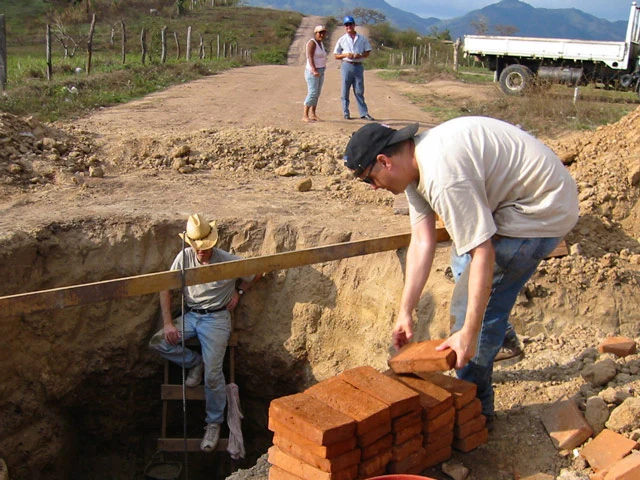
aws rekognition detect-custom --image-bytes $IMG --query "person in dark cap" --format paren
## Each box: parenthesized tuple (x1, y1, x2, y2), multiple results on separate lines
(333, 15, 374, 121)
(343, 117, 579, 426)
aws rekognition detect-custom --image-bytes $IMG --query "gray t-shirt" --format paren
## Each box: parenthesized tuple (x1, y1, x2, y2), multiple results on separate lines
(170, 248, 254, 310)
(406, 116, 579, 255)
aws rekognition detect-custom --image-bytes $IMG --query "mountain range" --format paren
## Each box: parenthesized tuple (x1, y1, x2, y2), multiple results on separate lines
(243, 0, 629, 41)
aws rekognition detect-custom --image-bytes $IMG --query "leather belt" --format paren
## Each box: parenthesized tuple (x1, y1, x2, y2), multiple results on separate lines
(188, 306, 227, 314)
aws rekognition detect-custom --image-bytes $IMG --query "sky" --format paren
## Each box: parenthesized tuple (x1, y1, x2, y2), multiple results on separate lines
(384, 0, 632, 22)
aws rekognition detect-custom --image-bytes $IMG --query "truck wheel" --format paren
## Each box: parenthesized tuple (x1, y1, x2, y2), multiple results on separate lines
(499, 65, 533, 95)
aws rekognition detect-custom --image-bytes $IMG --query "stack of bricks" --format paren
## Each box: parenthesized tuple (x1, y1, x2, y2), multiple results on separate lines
(268, 392, 361, 480)
(339, 366, 424, 476)
(419, 372, 489, 452)
(387, 371, 455, 470)
(304, 375, 393, 478)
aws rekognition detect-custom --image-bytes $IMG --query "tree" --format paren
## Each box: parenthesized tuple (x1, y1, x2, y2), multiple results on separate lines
(350, 8, 386, 25)
(428, 26, 451, 41)
(470, 16, 489, 35)
(494, 24, 518, 36)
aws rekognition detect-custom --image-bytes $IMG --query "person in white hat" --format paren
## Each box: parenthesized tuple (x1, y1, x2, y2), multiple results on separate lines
(302, 25, 328, 123)
(149, 213, 262, 453)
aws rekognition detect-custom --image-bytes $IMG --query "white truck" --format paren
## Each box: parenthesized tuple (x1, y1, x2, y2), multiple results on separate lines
(463, 2, 640, 96)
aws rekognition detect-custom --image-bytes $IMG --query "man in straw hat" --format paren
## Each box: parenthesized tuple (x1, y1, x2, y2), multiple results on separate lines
(342, 117, 578, 428)
(149, 213, 262, 452)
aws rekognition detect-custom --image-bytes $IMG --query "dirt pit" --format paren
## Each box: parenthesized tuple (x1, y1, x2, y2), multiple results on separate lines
(1, 16, 640, 480)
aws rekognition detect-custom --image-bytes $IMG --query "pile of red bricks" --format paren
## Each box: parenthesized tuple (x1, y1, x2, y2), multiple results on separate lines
(267, 366, 488, 479)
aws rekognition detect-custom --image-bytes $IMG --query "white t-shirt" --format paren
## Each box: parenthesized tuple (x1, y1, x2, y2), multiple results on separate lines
(170, 248, 254, 310)
(406, 116, 579, 255)
(306, 39, 327, 70)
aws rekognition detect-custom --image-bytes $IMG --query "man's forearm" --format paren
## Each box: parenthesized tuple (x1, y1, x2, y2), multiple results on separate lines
(159, 290, 173, 326)
(462, 241, 494, 336)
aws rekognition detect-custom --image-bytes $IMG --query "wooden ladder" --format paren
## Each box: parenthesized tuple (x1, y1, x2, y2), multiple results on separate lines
(157, 332, 237, 452)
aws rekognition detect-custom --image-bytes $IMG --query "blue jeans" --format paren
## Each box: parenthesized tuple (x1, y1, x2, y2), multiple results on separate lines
(340, 62, 369, 117)
(304, 67, 325, 107)
(149, 310, 231, 425)
(450, 252, 517, 344)
(450, 236, 562, 416)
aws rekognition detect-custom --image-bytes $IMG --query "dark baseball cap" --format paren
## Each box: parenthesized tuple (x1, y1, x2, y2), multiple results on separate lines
(343, 122, 419, 173)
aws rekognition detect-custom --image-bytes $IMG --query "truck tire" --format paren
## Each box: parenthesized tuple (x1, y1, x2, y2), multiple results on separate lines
(499, 65, 534, 95)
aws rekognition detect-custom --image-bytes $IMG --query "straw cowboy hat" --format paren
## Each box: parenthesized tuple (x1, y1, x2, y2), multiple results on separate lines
(178, 213, 219, 250)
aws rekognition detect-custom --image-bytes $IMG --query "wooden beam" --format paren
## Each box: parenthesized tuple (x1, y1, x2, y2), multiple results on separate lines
(0, 230, 449, 318)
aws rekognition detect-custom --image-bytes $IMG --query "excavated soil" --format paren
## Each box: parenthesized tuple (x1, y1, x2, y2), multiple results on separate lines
(1, 15, 640, 480)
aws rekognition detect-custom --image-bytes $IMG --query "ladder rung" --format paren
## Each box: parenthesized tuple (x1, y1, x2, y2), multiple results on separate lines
(161, 384, 206, 400)
(157, 437, 229, 452)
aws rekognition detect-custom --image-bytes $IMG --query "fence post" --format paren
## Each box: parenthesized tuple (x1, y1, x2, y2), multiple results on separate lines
(186, 26, 192, 61)
(86, 13, 96, 75)
(46, 24, 53, 81)
(121, 21, 126, 64)
(140, 28, 147, 65)
(453, 38, 461, 72)
(161, 26, 167, 63)
(0, 15, 6, 91)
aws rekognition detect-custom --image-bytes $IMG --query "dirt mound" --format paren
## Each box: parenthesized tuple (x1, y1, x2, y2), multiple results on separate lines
(0, 113, 101, 194)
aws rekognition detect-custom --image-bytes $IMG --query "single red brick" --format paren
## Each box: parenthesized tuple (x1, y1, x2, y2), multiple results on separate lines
(357, 422, 389, 447)
(305, 377, 391, 435)
(580, 429, 638, 472)
(417, 371, 477, 409)
(339, 366, 421, 418)
(455, 397, 482, 425)
(453, 428, 488, 452)
(598, 337, 637, 357)
(424, 406, 456, 433)
(603, 452, 640, 480)
(388, 339, 456, 373)
(424, 428, 454, 448)
(394, 421, 422, 445)
(361, 433, 393, 460)
(268, 446, 358, 480)
(541, 395, 594, 451)
(387, 447, 426, 473)
(269, 465, 305, 480)
(357, 449, 392, 477)
(386, 372, 454, 419)
(391, 434, 423, 462)
(454, 414, 487, 439)
(422, 444, 452, 469)
(269, 393, 357, 445)
(392, 409, 422, 433)
(268, 418, 358, 459)
(273, 435, 361, 472)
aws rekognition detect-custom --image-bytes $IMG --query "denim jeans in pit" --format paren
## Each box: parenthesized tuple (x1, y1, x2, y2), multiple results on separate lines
(149, 310, 231, 425)
(304, 67, 325, 107)
(450, 236, 562, 416)
(340, 62, 369, 117)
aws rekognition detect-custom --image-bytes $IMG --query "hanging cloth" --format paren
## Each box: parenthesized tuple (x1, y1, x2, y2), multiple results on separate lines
(226, 383, 245, 460)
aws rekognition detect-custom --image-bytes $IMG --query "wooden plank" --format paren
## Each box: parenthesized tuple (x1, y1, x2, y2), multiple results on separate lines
(0, 230, 448, 318)
(546, 240, 568, 258)
(157, 437, 228, 452)
(161, 385, 205, 401)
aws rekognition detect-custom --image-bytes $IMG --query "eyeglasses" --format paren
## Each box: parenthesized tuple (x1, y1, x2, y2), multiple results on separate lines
(360, 162, 376, 185)
(317, 31, 327, 35)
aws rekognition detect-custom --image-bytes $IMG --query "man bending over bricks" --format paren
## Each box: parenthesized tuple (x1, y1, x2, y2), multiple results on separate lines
(149, 213, 262, 452)
(342, 117, 579, 426)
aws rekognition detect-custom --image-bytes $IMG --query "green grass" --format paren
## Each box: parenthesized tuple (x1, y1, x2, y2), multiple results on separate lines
(0, 1, 302, 121)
